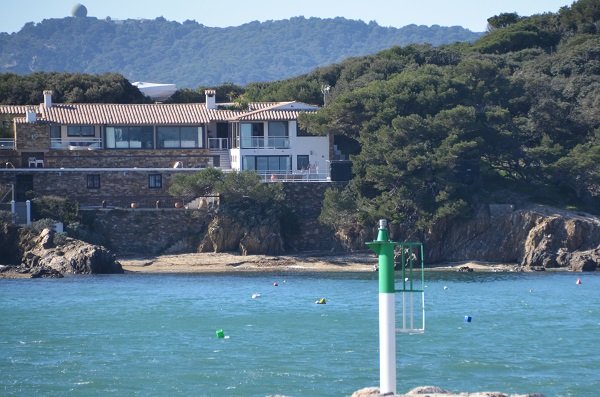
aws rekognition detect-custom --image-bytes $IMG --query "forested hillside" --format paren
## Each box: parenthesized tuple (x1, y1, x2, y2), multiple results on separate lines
(239, 0, 600, 234)
(0, 16, 480, 87)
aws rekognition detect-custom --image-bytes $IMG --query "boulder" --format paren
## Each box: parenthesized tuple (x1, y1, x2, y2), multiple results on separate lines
(18, 228, 123, 276)
(568, 249, 600, 271)
(198, 211, 284, 255)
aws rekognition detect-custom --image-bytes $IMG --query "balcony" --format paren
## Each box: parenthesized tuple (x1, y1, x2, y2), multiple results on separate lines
(0, 138, 14, 150)
(51, 137, 103, 150)
(241, 137, 290, 149)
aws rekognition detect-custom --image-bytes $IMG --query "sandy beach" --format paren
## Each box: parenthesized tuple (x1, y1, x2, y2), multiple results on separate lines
(119, 251, 519, 274)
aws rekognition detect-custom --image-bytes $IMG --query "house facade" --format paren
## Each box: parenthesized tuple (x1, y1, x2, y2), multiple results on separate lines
(0, 90, 332, 208)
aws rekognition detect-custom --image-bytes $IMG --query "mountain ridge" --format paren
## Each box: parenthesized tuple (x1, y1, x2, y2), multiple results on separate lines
(0, 16, 482, 87)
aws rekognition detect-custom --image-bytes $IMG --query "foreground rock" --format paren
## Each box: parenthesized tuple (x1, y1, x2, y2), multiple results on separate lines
(352, 386, 544, 397)
(1, 227, 123, 278)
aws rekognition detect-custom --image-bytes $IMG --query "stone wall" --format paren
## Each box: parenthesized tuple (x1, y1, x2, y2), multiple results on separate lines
(0, 169, 207, 208)
(74, 182, 344, 255)
(44, 149, 218, 169)
(81, 208, 212, 255)
(15, 122, 50, 152)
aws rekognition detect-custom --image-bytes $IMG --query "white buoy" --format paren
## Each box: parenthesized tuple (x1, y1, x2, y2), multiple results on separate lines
(252, 293, 261, 299)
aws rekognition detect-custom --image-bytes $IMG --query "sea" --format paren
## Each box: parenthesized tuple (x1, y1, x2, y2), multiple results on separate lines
(1, 271, 598, 397)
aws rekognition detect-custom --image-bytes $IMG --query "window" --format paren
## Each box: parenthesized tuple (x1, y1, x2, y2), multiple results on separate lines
(50, 125, 61, 139)
(106, 126, 153, 149)
(68, 125, 94, 137)
(240, 123, 264, 148)
(297, 155, 309, 170)
(148, 174, 162, 189)
(86, 174, 100, 189)
(243, 155, 291, 172)
(268, 121, 289, 148)
(157, 126, 203, 149)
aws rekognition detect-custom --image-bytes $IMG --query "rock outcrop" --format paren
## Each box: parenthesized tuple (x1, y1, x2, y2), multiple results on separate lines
(1, 226, 123, 278)
(352, 385, 544, 397)
(335, 204, 600, 271)
(198, 211, 284, 255)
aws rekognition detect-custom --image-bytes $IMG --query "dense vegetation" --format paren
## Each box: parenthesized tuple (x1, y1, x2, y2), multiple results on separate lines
(0, 16, 481, 87)
(0, 72, 149, 105)
(238, 0, 600, 234)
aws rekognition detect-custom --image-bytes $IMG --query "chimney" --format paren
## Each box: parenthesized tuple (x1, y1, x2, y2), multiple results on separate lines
(205, 89, 216, 110)
(26, 106, 37, 123)
(43, 90, 53, 108)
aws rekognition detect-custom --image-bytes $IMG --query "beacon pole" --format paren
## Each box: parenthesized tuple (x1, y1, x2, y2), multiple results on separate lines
(366, 219, 397, 396)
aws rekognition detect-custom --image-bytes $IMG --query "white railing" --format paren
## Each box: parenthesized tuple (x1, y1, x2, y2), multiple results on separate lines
(51, 137, 103, 150)
(259, 170, 330, 182)
(0, 138, 14, 150)
(208, 138, 229, 150)
(241, 137, 290, 149)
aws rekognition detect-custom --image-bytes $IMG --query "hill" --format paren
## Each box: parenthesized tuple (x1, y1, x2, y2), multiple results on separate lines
(0, 16, 481, 87)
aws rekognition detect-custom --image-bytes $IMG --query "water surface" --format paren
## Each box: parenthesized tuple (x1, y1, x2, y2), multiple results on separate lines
(1, 272, 598, 396)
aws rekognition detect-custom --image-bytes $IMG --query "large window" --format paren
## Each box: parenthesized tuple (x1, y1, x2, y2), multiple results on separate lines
(106, 126, 153, 149)
(243, 155, 291, 173)
(297, 155, 309, 170)
(240, 123, 264, 148)
(157, 126, 203, 149)
(268, 121, 289, 148)
(68, 125, 94, 137)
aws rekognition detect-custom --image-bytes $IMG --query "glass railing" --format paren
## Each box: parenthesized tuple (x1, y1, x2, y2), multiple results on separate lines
(208, 138, 229, 150)
(0, 138, 14, 149)
(256, 170, 330, 182)
(51, 137, 103, 150)
(240, 137, 289, 149)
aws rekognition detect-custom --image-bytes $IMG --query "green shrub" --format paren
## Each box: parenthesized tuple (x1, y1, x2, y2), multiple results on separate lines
(31, 196, 78, 224)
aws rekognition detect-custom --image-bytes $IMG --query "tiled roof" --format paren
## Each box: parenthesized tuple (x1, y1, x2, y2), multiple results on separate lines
(235, 102, 318, 121)
(8, 101, 320, 125)
(0, 105, 32, 115)
(38, 103, 243, 125)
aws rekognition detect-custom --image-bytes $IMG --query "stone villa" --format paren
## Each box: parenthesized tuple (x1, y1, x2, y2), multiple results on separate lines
(0, 90, 345, 214)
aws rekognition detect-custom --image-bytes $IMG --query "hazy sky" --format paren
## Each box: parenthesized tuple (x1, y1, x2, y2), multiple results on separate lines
(1, 0, 574, 34)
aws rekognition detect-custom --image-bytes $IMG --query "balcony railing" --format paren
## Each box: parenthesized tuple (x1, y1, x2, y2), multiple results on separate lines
(240, 137, 290, 149)
(208, 138, 229, 150)
(0, 139, 14, 150)
(51, 137, 103, 150)
(258, 170, 330, 182)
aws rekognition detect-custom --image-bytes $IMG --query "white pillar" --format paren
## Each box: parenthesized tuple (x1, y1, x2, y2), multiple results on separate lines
(379, 293, 396, 395)
(25, 200, 31, 225)
(10, 200, 15, 224)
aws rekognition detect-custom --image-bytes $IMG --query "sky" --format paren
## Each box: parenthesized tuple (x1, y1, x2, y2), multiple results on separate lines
(1, 0, 575, 34)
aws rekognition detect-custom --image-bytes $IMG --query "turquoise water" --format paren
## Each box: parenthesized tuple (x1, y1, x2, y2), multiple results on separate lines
(1, 272, 599, 396)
